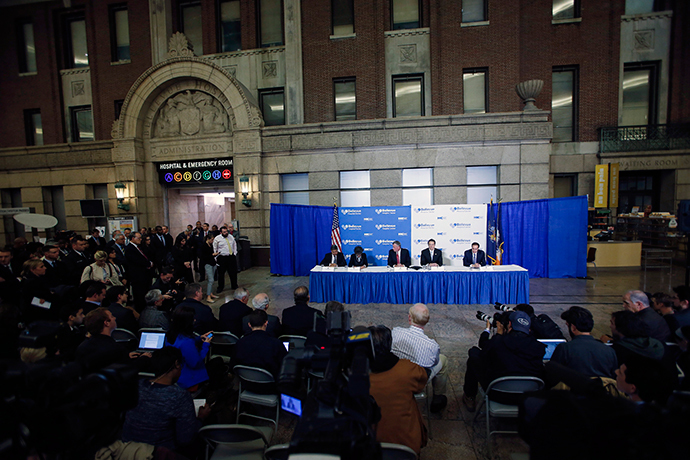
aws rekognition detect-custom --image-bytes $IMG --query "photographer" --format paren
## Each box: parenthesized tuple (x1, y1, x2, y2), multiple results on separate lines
(151, 266, 184, 312)
(462, 311, 545, 412)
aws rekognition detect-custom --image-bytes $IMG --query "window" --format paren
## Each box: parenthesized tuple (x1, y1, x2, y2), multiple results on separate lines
(552, 66, 578, 142)
(618, 171, 660, 212)
(463, 69, 487, 114)
(259, 88, 285, 126)
(553, 0, 579, 20)
(332, 0, 354, 35)
(219, 0, 241, 52)
(393, 74, 424, 117)
(181, 2, 203, 55)
(42, 186, 67, 237)
(625, 0, 656, 15)
(340, 171, 370, 207)
(17, 20, 37, 73)
(462, 0, 487, 23)
(70, 106, 94, 142)
(259, 0, 284, 47)
(281, 173, 309, 205)
(392, 0, 420, 30)
(24, 109, 43, 146)
(334, 78, 356, 121)
(467, 166, 497, 204)
(621, 62, 658, 126)
(110, 5, 130, 62)
(114, 100, 124, 119)
(66, 15, 88, 68)
(554, 174, 577, 198)
(402, 168, 433, 206)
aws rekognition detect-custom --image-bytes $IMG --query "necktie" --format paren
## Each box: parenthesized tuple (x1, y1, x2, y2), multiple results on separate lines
(473, 253, 477, 264)
(397, 252, 400, 265)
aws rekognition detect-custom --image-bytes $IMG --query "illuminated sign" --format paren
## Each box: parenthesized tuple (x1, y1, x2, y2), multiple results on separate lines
(157, 158, 234, 187)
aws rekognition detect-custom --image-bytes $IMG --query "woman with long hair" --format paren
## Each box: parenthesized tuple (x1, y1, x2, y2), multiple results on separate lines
(164, 306, 212, 390)
(171, 234, 194, 283)
(81, 250, 123, 286)
(106, 246, 127, 285)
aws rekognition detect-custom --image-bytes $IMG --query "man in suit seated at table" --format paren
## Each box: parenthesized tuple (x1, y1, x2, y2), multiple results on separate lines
(320, 244, 346, 267)
(388, 240, 411, 268)
(420, 239, 442, 267)
(463, 242, 486, 268)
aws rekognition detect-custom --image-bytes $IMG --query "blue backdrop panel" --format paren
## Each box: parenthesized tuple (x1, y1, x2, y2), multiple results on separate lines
(339, 206, 411, 266)
(547, 196, 588, 278)
(270, 203, 332, 276)
(501, 199, 549, 278)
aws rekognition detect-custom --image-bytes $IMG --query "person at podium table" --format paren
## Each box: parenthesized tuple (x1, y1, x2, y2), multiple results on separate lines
(321, 244, 346, 267)
(420, 239, 443, 267)
(349, 245, 368, 268)
(388, 241, 411, 268)
(463, 242, 486, 268)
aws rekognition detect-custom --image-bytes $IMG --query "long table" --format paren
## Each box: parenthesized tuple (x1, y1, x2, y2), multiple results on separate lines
(309, 265, 529, 305)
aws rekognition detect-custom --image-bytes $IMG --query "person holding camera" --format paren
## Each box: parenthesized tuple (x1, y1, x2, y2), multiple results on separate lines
(461, 310, 545, 412)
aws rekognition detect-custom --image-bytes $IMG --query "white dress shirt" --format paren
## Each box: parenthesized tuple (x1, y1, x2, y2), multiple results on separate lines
(213, 233, 237, 256)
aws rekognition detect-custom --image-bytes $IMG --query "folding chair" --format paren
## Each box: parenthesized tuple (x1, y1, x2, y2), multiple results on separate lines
(414, 381, 433, 439)
(380, 442, 418, 460)
(278, 335, 307, 350)
(198, 424, 271, 460)
(234, 365, 280, 435)
(209, 331, 239, 364)
(111, 328, 137, 349)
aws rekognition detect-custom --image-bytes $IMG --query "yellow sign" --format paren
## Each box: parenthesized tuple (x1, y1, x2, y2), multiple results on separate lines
(609, 163, 619, 208)
(594, 164, 609, 208)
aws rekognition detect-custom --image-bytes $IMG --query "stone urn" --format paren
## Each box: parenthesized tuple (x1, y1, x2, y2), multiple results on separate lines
(515, 80, 544, 111)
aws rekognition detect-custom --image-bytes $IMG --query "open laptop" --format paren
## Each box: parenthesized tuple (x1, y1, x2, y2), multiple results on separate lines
(136, 331, 166, 353)
(538, 339, 566, 361)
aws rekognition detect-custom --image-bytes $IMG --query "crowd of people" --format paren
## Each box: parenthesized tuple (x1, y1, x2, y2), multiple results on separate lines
(2, 225, 690, 459)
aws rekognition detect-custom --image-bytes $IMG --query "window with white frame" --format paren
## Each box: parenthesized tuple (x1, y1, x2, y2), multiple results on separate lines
(340, 171, 370, 207)
(281, 173, 309, 205)
(402, 168, 433, 206)
(467, 166, 497, 204)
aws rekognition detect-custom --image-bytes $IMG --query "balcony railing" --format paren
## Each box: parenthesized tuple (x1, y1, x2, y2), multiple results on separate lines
(599, 123, 690, 153)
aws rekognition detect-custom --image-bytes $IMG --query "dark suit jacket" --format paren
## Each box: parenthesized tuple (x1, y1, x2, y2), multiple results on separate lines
(421, 248, 443, 266)
(349, 253, 368, 267)
(64, 250, 91, 285)
(125, 243, 154, 282)
(387, 248, 411, 267)
(242, 312, 282, 337)
(151, 234, 171, 266)
(108, 302, 139, 334)
(320, 252, 346, 267)
(463, 249, 487, 267)
(43, 259, 68, 288)
(233, 329, 288, 378)
(218, 299, 253, 337)
(282, 302, 323, 336)
(109, 242, 128, 267)
(0, 263, 21, 305)
(176, 298, 217, 335)
(87, 236, 107, 254)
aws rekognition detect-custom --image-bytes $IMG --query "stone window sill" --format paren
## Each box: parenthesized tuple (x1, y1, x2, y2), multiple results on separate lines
(461, 21, 489, 28)
(330, 33, 356, 40)
(552, 17, 582, 25)
(111, 60, 132, 66)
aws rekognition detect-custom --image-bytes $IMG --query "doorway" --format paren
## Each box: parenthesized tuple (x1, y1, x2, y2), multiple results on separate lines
(166, 187, 236, 234)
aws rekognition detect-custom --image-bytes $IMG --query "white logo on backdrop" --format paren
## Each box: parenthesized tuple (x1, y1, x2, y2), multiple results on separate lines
(375, 224, 396, 230)
(341, 209, 361, 215)
(342, 240, 362, 245)
(451, 206, 472, 212)
(341, 224, 362, 231)
(450, 222, 471, 228)
(375, 209, 396, 215)
(375, 239, 395, 245)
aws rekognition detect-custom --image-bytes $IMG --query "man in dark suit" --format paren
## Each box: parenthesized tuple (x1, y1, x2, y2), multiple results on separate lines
(420, 239, 443, 267)
(125, 232, 154, 312)
(42, 245, 68, 288)
(218, 286, 253, 337)
(108, 233, 128, 268)
(320, 244, 346, 267)
(463, 242, 486, 268)
(387, 240, 411, 267)
(151, 226, 170, 271)
(0, 246, 21, 305)
(242, 293, 282, 337)
(86, 228, 107, 256)
(282, 286, 323, 336)
(234, 309, 288, 379)
(175, 283, 217, 335)
(63, 236, 92, 286)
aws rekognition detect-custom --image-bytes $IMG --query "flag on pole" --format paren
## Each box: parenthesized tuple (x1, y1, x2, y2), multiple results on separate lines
(331, 202, 342, 252)
(487, 198, 503, 265)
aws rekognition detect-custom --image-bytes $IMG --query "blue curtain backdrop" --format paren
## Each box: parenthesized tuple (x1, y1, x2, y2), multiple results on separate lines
(270, 203, 332, 276)
(547, 196, 588, 278)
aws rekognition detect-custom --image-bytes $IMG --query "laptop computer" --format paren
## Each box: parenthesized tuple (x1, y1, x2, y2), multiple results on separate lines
(136, 331, 166, 353)
(538, 339, 566, 361)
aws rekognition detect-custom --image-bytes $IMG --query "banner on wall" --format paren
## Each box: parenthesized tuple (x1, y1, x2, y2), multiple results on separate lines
(609, 163, 619, 208)
(411, 205, 487, 267)
(594, 164, 609, 208)
(339, 206, 412, 266)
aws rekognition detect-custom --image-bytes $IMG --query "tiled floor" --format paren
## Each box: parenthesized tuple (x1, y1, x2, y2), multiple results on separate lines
(207, 264, 686, 460)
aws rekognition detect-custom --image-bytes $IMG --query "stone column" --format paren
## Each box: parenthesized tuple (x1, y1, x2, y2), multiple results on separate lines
(284, 0, 304, 125)
(233, 130, 265, 245)
(149, 0, 173, 65)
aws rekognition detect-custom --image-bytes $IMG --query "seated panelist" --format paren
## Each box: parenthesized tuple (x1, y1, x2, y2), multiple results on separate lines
(463, 242, 486, 268)
(349, 245, 368, 268)
(387, 241, 411, 268)
(420, 239, 442, 267)
(320, 244, 346, 267)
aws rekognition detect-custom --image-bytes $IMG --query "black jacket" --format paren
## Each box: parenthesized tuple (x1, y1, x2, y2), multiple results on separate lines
(320, 252, 346, 267)
(282, 302, 323, 336)
(387, 248, 411, 267)
(176, 298, 217, 335)
(478, 330, 546, 382)
(420, 248, 443, 266)
(348, 253, 368, 267)
(218, 299, 253, 337)
(234, 329, 288, 378)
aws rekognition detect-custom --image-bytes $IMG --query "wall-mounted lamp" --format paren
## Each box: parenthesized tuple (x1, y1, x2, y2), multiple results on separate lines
(114, 181, 130, 211)
(239, 175, 252, 207)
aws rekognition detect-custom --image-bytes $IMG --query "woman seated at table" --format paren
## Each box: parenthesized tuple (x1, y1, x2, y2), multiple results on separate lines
(348, 246, 368, 268)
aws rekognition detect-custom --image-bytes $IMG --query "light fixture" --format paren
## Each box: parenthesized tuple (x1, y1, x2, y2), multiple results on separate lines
(114, 181, 130, 211)
(239, 175, 252, 207)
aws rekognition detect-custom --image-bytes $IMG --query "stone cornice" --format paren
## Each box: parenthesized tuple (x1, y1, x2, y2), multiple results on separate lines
(621, 10, 672, 22)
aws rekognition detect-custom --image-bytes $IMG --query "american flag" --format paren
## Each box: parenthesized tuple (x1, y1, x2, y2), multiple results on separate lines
(331, 203, 342, 252)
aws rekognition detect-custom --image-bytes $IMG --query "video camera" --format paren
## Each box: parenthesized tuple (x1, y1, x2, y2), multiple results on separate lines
(476, 302, 513, 329)
(278, 311, 382, 460)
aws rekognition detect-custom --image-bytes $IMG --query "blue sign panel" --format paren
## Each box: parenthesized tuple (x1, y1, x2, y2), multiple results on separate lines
(339, 206, 411, 266)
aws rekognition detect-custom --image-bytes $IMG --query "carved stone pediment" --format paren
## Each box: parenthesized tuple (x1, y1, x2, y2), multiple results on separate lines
(152, 90, 231, 138)
(167, 32, 194, 59)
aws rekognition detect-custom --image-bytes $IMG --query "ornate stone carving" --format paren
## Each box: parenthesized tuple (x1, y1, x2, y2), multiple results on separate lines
(263, 61, 277, 78)
(167, 32, 194, 59)
(223, 65, 237, 78)
(72, 81, 85, 97)
(399, 45, 417, 63)
(153, 90, 231, 138)
(111, 119, 121, 139)
(515, 80, 544, 111)
(634, 30, 654, 50)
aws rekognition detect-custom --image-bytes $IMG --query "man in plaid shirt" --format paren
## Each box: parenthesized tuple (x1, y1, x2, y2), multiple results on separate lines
(391, 303, 448, 412)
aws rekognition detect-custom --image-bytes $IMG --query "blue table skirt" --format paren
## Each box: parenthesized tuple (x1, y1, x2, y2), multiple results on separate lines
(309, 269, 530, 305)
